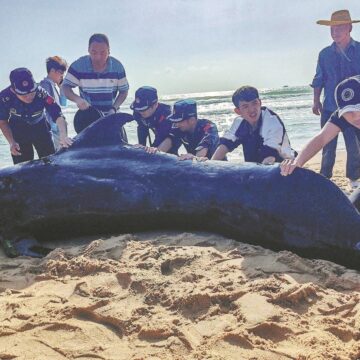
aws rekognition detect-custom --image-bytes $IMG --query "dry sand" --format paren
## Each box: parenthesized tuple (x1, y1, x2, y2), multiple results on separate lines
(0, 151, 359, 360)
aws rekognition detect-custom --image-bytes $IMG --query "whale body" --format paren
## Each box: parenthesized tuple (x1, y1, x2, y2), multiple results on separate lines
(0, 113, 359, 269)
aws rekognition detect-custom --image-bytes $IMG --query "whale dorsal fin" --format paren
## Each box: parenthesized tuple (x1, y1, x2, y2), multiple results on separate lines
(68, 112, 133, 149)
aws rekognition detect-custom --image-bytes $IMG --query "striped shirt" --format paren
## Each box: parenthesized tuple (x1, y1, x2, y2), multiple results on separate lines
(63, 55, 129, 112)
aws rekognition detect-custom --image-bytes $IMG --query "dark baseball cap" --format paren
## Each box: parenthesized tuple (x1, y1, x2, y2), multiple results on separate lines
(10, 68, 38, 95)
(335, 76, 360, 118)
(130, 86, 158, 111)
(168, 99, 197, 122)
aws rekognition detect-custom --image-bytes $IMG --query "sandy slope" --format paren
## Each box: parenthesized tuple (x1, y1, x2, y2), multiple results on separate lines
(0, 151, 359, 360)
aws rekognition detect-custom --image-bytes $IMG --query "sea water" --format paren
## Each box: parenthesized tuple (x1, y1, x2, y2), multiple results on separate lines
(0, 85, 344, 166)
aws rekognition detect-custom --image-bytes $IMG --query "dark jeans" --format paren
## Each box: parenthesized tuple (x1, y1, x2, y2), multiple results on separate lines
(320, 110, 360, 180)
(10, 118, 55, 165)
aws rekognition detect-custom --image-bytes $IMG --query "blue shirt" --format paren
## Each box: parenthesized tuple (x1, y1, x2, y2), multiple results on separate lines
(169, 119, 219, 158)
(63, 55, 129, 112)
(311, 39, 360, 112)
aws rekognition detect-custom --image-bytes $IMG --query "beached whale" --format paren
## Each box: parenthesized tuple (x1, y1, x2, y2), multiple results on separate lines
(0, 113, 359, 269)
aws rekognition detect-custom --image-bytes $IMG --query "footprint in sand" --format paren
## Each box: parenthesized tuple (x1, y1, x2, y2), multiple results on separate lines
(160, 257, 191, 275)
(138, 327, 173, 341)
(129, 280, 147, 294)
(248, 322, 293, 342)
(326, 326, 359, 342)
(222, 332, 253, 349)
(116, 272, 132, 288)
(73, 281, 90, 297)
(270, 283, 322, 306)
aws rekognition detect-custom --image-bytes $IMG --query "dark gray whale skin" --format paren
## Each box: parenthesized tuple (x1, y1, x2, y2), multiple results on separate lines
(0, 113, 359, 269)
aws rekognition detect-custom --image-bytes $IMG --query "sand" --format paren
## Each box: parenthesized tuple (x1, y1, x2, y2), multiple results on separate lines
(0, 151, 359, 360)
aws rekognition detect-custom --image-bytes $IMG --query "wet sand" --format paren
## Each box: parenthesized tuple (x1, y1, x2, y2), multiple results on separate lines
(0, 151, 359, 360)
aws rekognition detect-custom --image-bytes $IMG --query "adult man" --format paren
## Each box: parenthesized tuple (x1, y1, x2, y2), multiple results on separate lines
(211, 86, 295, 164)
(40, 56, 68, 150)
(0, 68, 72, 164)
(130, 86, 175, 152)
(311, 9, 360, 188)
(62, 33, 129, 132)
(281, 76, 360, 176)
(157, 99, 219, 160)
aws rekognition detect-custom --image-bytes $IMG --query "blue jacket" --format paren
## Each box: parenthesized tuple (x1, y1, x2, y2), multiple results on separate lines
(169, 118, 219, 158)
(0, 86, 63, 127)
(133, 103, 172, 147)
(220, 107, 294, 163)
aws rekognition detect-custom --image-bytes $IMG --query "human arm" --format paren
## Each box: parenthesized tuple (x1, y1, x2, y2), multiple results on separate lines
(112, 91, 128, 112)
(178, 146, 208, 161)
(55, 116, 73, 148)
(196, 147, 209, 157)
(280, 122, 340, 176)
(137, 123, 150, 146)
(61, 84, 90, 110)
(61, 61, 91, 110)
(43, 92, 72, 147)
(136, 137, 173, 155)
(211, 144, 229, 160)
(212, 118, 242, 160)
(312, 87, 323, 115)
(191, 121, 219, 160)
(0, 120, 21, 155)
(311, 55, 324, 116)
(108, 62, 129, 114)
(157, 137, 173, 153)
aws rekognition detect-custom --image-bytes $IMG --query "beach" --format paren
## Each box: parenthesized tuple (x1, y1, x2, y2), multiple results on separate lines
(0, 151, 359, 360)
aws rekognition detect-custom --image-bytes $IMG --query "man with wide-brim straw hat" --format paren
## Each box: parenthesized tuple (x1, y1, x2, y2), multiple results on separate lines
(311, 9, 360, 190)
(316, 9, 360, 26)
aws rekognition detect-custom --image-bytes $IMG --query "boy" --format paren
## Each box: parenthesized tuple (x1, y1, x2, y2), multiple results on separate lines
(130, 86, 176, 153)
(157, 99, 219, 160)
(211, 86, 295, 164)
(40, 56, 68, 150)
(281, 76, 360, 178)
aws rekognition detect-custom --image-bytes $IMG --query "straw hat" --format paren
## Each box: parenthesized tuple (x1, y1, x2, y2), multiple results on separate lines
(317, 10, 360, 26)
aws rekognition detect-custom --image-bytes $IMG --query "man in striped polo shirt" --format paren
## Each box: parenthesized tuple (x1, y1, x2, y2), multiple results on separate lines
(62, 33, 129, 130)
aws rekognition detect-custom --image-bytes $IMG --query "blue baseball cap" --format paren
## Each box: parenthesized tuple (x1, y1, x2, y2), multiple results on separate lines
(130, 86, 158, 111)
(168, 99, 197, 122)
(10, 68, 38, 95)
(336, 76, 360, 118)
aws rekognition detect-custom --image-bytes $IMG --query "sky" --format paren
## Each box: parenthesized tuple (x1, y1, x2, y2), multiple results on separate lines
(0, 0, 359, 95)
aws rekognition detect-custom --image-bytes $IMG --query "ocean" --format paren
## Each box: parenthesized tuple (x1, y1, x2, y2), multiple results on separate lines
(0, 85, 343, 166)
